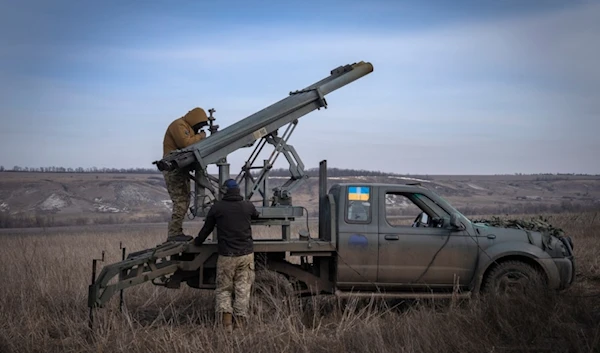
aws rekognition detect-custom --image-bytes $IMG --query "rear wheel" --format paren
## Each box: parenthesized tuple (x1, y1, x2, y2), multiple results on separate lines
(251, 270, 295, 316)
(482, 260, 547, 296)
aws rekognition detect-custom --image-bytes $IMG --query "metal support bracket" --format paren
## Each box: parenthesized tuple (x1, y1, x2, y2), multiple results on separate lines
(189, 171, 218, 218)
(289, 87, 328, 110)
(88, 241, 191, 309)
(267, 132, 309, 205)
(188, 149, 222, 217)
(236, 119, 309, 206)
(88, 250, 106, 330)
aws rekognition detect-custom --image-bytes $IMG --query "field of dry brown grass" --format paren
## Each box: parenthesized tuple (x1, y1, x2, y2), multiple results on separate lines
(0, 212, 599, 353)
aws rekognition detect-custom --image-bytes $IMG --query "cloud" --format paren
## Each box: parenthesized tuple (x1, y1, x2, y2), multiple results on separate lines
(82, 1, 598, 122)
(0, 2, 598, 174)
(104, 2, 597, 75)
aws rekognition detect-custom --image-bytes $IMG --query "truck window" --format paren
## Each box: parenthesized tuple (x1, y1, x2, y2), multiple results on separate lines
(413, 193, 450, 219)
(345, 186, 371, 223)
(385, 191, 454, 228)
(385, 193, 423, 227)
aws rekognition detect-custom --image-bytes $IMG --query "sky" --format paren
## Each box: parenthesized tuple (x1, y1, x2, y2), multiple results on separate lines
(0, 0, 598, 175)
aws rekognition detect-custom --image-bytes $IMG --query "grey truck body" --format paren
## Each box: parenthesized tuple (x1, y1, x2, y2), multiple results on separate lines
(88, 177, 576, 308)
(182, 180, 575, 295)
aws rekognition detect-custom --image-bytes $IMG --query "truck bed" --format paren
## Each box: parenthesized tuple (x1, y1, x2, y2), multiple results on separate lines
(187, 238, 336, 255)
(88, 237, 336, 308)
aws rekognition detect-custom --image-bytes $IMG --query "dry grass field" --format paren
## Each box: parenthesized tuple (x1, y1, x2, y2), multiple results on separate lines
(0, 212, 599, 353)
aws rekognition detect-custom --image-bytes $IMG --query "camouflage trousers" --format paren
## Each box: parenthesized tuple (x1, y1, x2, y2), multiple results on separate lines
(215, 253, 255, 317)
(162, 169, 190, 236)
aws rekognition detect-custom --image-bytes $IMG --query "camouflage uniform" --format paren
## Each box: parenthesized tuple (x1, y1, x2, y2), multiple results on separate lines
(215, 253, 255, 317)
(162, 107, 209, 238)
(163, 169, 191, 236)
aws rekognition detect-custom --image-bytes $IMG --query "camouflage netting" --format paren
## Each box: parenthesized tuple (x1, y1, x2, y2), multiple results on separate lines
(471, 215, 565, 238)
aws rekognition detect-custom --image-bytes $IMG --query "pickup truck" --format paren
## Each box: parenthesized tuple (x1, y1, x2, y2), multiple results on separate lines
(86, 61, 575, 308)
(88, 164, 576, 308)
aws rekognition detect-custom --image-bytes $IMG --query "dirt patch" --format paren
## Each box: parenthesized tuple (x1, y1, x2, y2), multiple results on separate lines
(38, 193, 70, 211)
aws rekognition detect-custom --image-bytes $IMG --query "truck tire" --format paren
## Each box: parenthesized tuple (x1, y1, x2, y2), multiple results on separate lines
(481, 260, 546, 296)
(251, 270, 294, 315)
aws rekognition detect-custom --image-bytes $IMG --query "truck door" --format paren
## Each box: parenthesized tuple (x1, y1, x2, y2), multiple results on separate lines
(335, 185, 380, 290)
(377, 187, 478, 289)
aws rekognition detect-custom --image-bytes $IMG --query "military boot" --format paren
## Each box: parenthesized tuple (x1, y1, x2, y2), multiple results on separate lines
(222, 312, 233, 334)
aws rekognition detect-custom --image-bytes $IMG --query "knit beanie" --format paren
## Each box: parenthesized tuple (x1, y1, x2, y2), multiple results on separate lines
(224, 179, 239, 190)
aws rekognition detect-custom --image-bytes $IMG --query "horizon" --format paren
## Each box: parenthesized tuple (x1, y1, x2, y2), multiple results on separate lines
(1, 164, 599, 177)
(1, 0, 598, 175)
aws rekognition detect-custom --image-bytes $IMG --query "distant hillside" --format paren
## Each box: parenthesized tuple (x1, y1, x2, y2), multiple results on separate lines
(1, 170, 599, 228)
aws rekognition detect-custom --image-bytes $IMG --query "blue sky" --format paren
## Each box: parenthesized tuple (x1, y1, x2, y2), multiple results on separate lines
(0, 0, 598, 175)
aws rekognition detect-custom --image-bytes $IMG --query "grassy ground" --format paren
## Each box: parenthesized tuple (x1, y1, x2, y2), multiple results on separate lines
(0, 212, 598, 352)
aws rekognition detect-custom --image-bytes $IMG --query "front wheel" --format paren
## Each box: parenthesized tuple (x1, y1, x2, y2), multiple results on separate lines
(482, 260, 547, 296)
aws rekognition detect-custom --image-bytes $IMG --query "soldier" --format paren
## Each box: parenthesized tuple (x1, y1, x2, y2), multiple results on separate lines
(194, 179, 260, 333)
(162, 107, 209, 242)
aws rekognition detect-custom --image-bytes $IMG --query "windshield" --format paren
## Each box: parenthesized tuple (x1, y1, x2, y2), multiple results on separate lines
(413, 193, 450, 218)
(423, 193, 472, 224)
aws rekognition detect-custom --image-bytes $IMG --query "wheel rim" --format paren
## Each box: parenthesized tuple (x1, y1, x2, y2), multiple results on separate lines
(496, 270, 531, 295)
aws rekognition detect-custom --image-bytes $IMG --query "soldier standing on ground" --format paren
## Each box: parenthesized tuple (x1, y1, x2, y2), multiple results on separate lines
(162, 107, 209, 242)
(194, 179, 260, 333)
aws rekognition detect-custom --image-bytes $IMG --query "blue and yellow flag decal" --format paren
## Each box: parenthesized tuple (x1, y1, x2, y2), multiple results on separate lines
(348, 186, 370, 201)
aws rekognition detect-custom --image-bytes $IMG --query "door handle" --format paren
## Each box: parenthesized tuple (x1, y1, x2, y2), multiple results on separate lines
(384, 235, 399, 241)
(487, 234, 496, 239)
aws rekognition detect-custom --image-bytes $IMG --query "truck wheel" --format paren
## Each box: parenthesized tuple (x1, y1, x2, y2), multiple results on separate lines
(254, 270, 293, 297)
(482, 260, 546, 296)
(251, 270, 294, 315)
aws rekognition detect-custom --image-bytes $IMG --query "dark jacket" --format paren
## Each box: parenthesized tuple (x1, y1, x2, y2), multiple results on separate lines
(195, 188, 260, 256)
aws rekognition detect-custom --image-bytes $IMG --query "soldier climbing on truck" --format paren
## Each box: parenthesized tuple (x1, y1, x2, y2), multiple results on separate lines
(87, 61, 576, 321)
(162, 107, 209, 242)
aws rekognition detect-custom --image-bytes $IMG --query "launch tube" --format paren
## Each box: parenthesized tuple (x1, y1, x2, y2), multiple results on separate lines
(155, 61, 373, 172)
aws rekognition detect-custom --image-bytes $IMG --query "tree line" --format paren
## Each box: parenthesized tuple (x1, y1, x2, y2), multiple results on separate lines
(1, 165, 405, 177)
(253, 167, 407, 178)
(0, 166, 161, 174)
(1, 165, 598, 177)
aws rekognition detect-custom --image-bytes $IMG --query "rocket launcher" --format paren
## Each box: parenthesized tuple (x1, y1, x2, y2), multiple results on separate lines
(87, 61, 373, 312)
(153, 61, 373, 218)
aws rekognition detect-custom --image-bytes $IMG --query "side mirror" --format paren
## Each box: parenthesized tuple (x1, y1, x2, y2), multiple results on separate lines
(450, 212, 464, 230)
